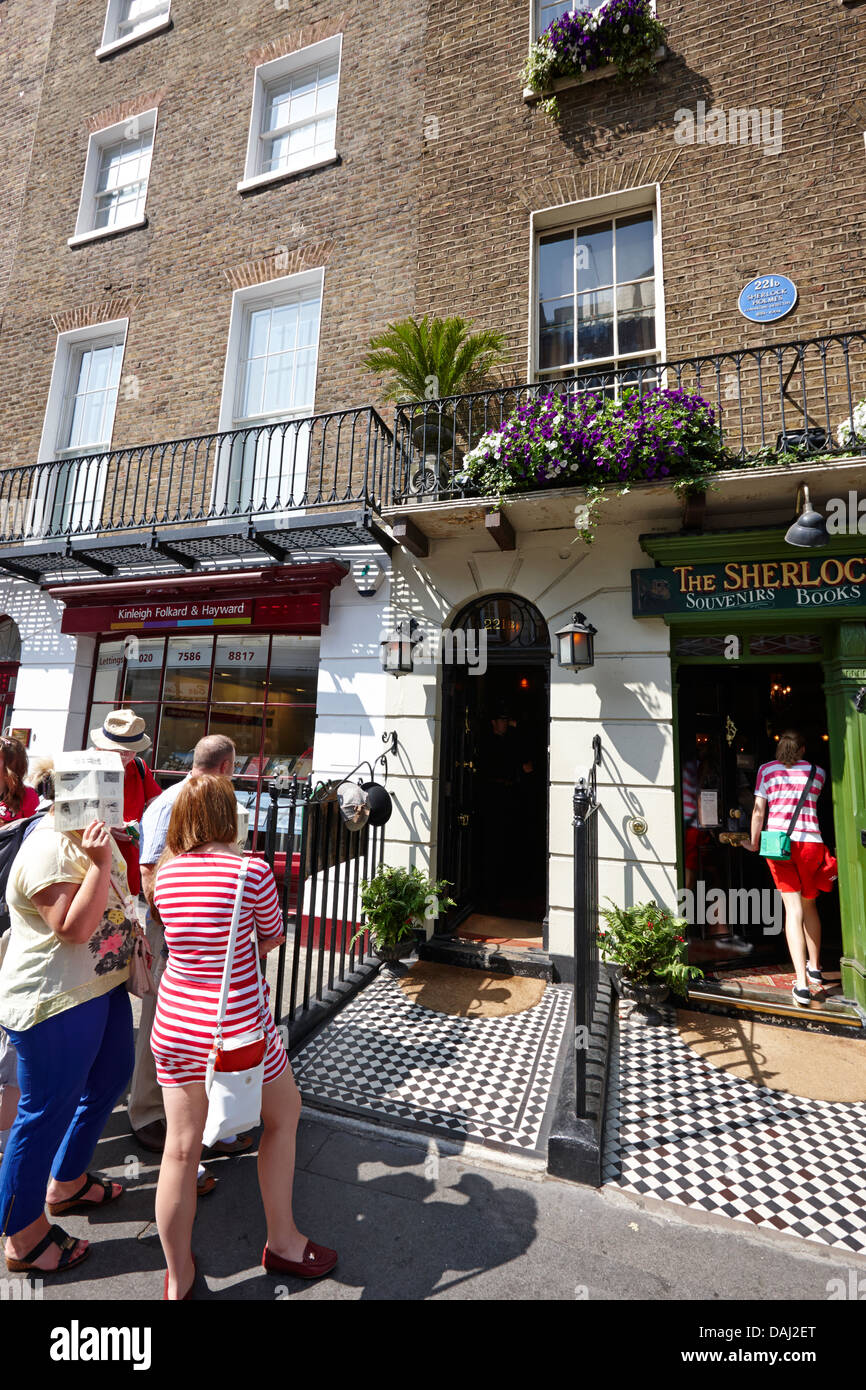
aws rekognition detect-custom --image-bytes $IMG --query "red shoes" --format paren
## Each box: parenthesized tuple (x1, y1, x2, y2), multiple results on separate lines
(262, 1240, 337, 1279)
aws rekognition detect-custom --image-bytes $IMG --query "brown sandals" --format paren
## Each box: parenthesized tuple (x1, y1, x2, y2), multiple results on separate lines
(5, 1224, 90, 1274)
(46, 1172, 122, 1216)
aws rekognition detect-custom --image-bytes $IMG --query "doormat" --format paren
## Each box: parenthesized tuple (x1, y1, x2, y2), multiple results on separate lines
(707, 966, 843, 994)
(397, 961, 546, 1018)
(458, 914, 544, 949)
(676, 1009, 866, 1102)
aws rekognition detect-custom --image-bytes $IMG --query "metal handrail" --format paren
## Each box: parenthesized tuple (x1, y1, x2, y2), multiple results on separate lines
(388, 330, 866, 503)
(0, 405, 394, 546)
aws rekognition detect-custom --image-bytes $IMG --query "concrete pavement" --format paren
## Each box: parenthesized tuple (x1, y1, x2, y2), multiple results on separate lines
(15, 1100, 866, 1304)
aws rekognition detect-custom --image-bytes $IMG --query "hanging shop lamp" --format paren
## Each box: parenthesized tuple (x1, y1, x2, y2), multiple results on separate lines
(784, 485, 830, 548)
(555, 611, 597, 670)
(379, 618, 419, 676)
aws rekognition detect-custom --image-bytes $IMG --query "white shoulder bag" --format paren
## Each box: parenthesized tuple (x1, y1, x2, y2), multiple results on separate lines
(202, 858, 267, 1147)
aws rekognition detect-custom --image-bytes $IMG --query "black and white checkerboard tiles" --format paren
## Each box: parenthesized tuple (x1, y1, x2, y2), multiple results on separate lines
(291, 970, 572, 1156)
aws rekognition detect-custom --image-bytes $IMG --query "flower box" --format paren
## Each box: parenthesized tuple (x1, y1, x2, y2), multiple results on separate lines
(522, 0, 667, 118)
(523, 44, 666, 103)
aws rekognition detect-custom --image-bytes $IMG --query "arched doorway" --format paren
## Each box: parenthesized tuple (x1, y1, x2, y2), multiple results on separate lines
(438, 593, 551, 938)
(0, 617, 22, 734)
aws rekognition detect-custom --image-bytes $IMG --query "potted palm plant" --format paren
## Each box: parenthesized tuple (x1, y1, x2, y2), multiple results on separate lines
(597, 899, 702, 1022)
(350, 864, 454, 963)
(362, 315, 506, 492)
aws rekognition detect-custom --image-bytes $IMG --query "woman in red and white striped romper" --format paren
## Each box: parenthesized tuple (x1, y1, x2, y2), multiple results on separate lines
(745, 729, 835, 1008)
(149, 775, 337, 1300)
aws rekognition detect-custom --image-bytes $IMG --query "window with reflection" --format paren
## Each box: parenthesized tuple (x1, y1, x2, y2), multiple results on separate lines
(537, 209, 659, 387)
(85, 631, 320, 848)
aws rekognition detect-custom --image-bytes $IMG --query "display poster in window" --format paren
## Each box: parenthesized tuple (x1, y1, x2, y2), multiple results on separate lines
(698, 790, 720, 829)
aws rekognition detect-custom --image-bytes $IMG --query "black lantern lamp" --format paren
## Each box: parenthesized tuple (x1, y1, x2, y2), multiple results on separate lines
(784, 485, 830, 548)
(379, 617, 420, 676)
(555, 611, 597, 670)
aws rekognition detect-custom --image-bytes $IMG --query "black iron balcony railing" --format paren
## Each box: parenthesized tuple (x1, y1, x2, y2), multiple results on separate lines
(1, 334, 863, 552)
(389, 330, 866, 504)
(0, 406, 393, 546)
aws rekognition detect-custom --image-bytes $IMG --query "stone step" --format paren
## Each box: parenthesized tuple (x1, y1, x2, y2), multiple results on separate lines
(687, 980, 865, 1037)
(418, 933, 555, 981)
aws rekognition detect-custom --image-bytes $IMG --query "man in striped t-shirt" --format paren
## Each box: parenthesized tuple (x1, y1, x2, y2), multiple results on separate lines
(745, 729, 835, 1008)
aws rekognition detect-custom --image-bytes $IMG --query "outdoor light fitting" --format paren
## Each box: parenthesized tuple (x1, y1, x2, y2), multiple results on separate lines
(784, 484, 830, 548)
(555, 611, 597, 670)
(379, 617, 420, 676)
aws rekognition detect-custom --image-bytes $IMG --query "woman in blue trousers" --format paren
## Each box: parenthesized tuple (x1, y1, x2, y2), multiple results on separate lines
(0, 804, 138, 1276)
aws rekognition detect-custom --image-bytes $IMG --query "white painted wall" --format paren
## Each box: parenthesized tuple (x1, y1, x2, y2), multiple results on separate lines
(312, 567, 392, 781)
(357, 517, 680, 964)
(0, 578, 84, 759)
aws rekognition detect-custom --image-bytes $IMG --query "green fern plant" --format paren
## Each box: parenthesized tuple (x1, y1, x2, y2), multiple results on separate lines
(597, 898, 703, 998)
(362, 315, 506, 404)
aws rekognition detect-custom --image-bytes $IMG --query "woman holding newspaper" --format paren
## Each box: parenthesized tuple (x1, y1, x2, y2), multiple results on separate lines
(0, 757, 137, 1276)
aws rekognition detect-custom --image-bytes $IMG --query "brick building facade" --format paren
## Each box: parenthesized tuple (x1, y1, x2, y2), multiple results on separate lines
(415, 0, 866, 371)
(1, 1, 866, 1022)
(0, 0, 425, 465)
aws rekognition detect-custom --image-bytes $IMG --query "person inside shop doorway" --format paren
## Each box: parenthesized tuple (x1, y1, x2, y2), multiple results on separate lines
(742, 729, 838, 1008)
(476, 706, 534, 916)
(681, 735, 751, 957)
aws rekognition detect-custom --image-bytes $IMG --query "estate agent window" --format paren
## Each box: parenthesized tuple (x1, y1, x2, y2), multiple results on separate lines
(69, 110, 157, 246)
(536, 208, 660, 385)
(239, 36, 342, 191)
(88, 633, 319, 847)
(98, 0, 172, 56)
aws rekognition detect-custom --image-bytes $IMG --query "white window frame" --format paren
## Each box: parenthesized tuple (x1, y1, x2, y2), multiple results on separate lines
(531, 0, 656, 44)
(97, 0, 172, 59)
(216, 270, 325, 514)
(32, 319, 129, 536)
(238, 35, 342, 193)
(68, 109, 157, 247)
(528, 184, 667, 386)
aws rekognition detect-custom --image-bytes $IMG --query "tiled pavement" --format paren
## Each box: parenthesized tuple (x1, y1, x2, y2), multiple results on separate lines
(603, 1007, 866, 1255)
(291, 967, 866, 1257)
(292, 968, 572, 1157)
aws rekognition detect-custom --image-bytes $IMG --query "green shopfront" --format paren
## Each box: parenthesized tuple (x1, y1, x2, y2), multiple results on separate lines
(633, 528, 866, 1020)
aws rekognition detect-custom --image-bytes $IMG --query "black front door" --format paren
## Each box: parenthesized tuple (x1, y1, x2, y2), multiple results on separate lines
(438, 594, 551, 931)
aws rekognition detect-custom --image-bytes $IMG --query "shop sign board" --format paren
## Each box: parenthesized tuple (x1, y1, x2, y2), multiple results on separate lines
(110, 600, 254, 630)
(738, 274, 798, 324)
(632, 556, 866, 617)
(63, 594, 323, 635)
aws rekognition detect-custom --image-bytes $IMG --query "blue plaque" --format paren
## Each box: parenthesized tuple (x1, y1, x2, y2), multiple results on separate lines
(738, 274, 798, 324)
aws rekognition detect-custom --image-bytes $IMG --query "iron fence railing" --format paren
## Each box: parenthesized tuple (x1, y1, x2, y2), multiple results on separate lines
(389, 330, 866, 503)
(261, 776, 385, 1049)
(0, 405, 393, 544)
(573, 735, 601, 1116)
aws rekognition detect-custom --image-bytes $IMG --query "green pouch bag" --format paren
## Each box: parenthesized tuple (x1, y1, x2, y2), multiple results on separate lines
(760, 830, 791, 861)
(759, 764, 817, 863)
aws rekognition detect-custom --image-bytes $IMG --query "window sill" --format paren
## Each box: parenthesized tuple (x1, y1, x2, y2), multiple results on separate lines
(67, 215, 148, 248)
(95, 16, 173, 60)
(236, 153, 339, 194)
(523, 45, 667, 104)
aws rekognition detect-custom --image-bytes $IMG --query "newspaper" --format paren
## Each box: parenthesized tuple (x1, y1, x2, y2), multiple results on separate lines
(54, 750, 126, 833)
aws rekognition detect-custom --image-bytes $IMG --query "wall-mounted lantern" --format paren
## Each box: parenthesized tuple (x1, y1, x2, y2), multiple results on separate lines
(379, 618, 419, 676)
(555, 611, 597, 670)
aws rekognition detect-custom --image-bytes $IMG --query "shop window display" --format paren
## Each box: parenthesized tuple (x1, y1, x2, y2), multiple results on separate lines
(85, 631, 318, 849)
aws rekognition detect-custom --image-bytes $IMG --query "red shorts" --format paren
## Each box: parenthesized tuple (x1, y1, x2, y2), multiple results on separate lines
(685, 827, 711, 872)
(765, 840, 825, 898)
